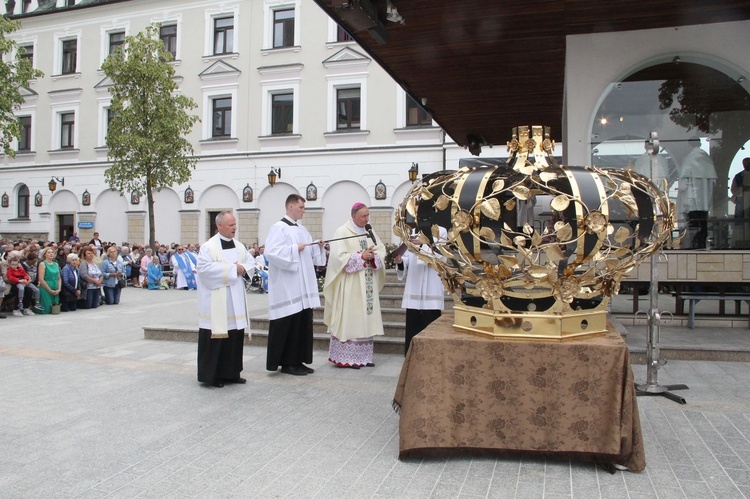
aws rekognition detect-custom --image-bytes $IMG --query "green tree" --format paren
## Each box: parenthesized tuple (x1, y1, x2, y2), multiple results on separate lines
(102, 24, 199, 249)
(0, 16, 44, 157)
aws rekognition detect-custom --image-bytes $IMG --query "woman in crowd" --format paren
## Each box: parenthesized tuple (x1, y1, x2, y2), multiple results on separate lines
(147, 255, 163, 289)
(128, 246, 141, 287)
(60, 253, 81, 312)
(139, 247, 153, 287)
(101, 246, 126, 305)
(55, 247, 67, 268)
(121, 246, 137, 288)
(78, 247, 103, 309)
(157, 245, 170, 270)
(37, 247, 61, 314)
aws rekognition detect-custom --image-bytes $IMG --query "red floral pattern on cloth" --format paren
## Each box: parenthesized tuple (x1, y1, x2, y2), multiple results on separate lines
(393, 315, 645, 471)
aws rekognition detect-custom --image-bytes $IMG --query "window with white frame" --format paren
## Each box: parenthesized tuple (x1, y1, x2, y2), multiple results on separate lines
(263, 1, 300, 50)
(273, 9, 294, 48)
(61, 38, 77, 74)
(204, 8, 239, 57)
(271, 93, 293, 134)
(21, 0, 31, 14)
(18, 43, 34, 68)
(406, 94, 432, 126)
(159, 24, 177, 60)
(336, 87, 361, 130)
(213, 16, 234, 55)
(108, 31, 125, 55)
(17, 184, 30, 218)
(60, 112, 75, 148)
(259, 66, 300, 138)
(326, 19, 354, 43)
(18, 115, 32, 152)
(211, 96, 232, 137)
(96, 101, 113, 147)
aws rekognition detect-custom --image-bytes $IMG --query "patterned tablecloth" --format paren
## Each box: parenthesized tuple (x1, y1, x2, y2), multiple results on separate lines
(393, 315, 646, 471)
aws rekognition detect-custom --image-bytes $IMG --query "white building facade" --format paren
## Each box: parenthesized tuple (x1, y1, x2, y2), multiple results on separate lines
(0, 0, 462, 246)
(1, 0, 748, 251)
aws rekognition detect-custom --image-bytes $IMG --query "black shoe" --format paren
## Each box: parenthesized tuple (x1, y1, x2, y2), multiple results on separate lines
(366, 363, 375, 367)
(226, 377, 246, 384)
(280, 365, 307, 376)
(297, 364, 314, 374)
(211, 381, 225, 388)
(348, 364, 361, 369)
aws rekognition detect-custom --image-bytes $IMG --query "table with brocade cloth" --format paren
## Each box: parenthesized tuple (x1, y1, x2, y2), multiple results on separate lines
(392, 315, 645, 471)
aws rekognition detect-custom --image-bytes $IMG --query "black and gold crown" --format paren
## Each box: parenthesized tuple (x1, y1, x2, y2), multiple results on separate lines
(394, 126, 679, 340)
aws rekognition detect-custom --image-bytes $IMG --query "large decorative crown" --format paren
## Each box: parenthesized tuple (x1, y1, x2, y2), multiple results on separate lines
(394, 126, 678, 340)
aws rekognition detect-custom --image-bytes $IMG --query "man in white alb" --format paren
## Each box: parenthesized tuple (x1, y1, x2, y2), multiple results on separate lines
(196, 211, 255, 388)
(264, 194, 326, 376)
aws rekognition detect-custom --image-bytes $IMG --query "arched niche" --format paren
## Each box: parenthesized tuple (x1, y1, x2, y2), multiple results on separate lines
(49, 189, 79, 213)
(152, 187, 181, 245)
(199, 184, 240, 242)
(321, 180, 370, 239)
(257, 182, 298, 243)
(93, 189, 129, 244)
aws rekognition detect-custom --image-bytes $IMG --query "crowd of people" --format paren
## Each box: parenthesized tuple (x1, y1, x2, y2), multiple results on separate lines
(0, 234, 210, 318)
(3, 200, 443, 386)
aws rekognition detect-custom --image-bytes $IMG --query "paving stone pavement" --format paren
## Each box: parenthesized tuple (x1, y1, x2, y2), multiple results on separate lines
(1, 287, 750, 498)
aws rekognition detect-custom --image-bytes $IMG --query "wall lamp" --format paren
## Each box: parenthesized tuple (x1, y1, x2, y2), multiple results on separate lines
(268, 167, 281, 187)
(408, 162, 419, 182)
(48, 176, 64, 192)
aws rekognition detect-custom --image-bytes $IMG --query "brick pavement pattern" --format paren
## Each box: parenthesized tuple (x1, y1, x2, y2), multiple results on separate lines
(1, 288, 750, 498)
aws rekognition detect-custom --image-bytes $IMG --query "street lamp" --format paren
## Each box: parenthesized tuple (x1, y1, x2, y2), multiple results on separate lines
(267, 167, 281, 187)
(48, 176, 64, 192)
(408, 162, 419, 182)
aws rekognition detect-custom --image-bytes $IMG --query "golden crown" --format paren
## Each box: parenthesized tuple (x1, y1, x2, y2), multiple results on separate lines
(394, 126, 679, 340)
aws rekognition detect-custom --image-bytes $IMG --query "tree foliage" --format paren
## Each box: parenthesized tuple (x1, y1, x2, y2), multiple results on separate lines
(0, 16, 44, 157)
(102, 24, 199, 248)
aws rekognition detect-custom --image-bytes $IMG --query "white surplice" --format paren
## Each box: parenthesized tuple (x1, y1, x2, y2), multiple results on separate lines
(396, 246, 446, 311)
(196, 234, 254, 336)
(265, 218, 325, 320)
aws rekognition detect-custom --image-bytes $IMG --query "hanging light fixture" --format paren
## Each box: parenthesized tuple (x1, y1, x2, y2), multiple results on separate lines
(48, 176, 65, 192)
(408, 162, 419, 182)
(268, 167, 281, 187)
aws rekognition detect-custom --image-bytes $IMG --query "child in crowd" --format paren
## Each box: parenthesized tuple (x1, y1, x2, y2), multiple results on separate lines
(5, 254, 41, 316)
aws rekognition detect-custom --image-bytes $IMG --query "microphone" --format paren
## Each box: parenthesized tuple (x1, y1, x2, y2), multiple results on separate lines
(364, 224, 377, 244)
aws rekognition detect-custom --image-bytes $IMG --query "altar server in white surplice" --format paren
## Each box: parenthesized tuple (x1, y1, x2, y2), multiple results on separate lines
(394, 226, 447, 355)
(196, 211, 254, 388)
(264, 194, 326, 376)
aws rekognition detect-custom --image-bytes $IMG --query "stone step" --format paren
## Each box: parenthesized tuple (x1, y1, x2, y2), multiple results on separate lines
(143, 327, 406, 355)
(376, 294, 455, 309)
(143, 313, 750, 363)
(250, 316, 406, 337)
(312, 306, 406, 322)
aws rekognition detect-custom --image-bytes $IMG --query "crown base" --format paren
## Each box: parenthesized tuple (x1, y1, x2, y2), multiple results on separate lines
(453, 304, 608, 341)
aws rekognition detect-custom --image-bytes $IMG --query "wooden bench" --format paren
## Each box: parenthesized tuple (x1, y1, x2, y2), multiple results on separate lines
(677, 292, 750, 329)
